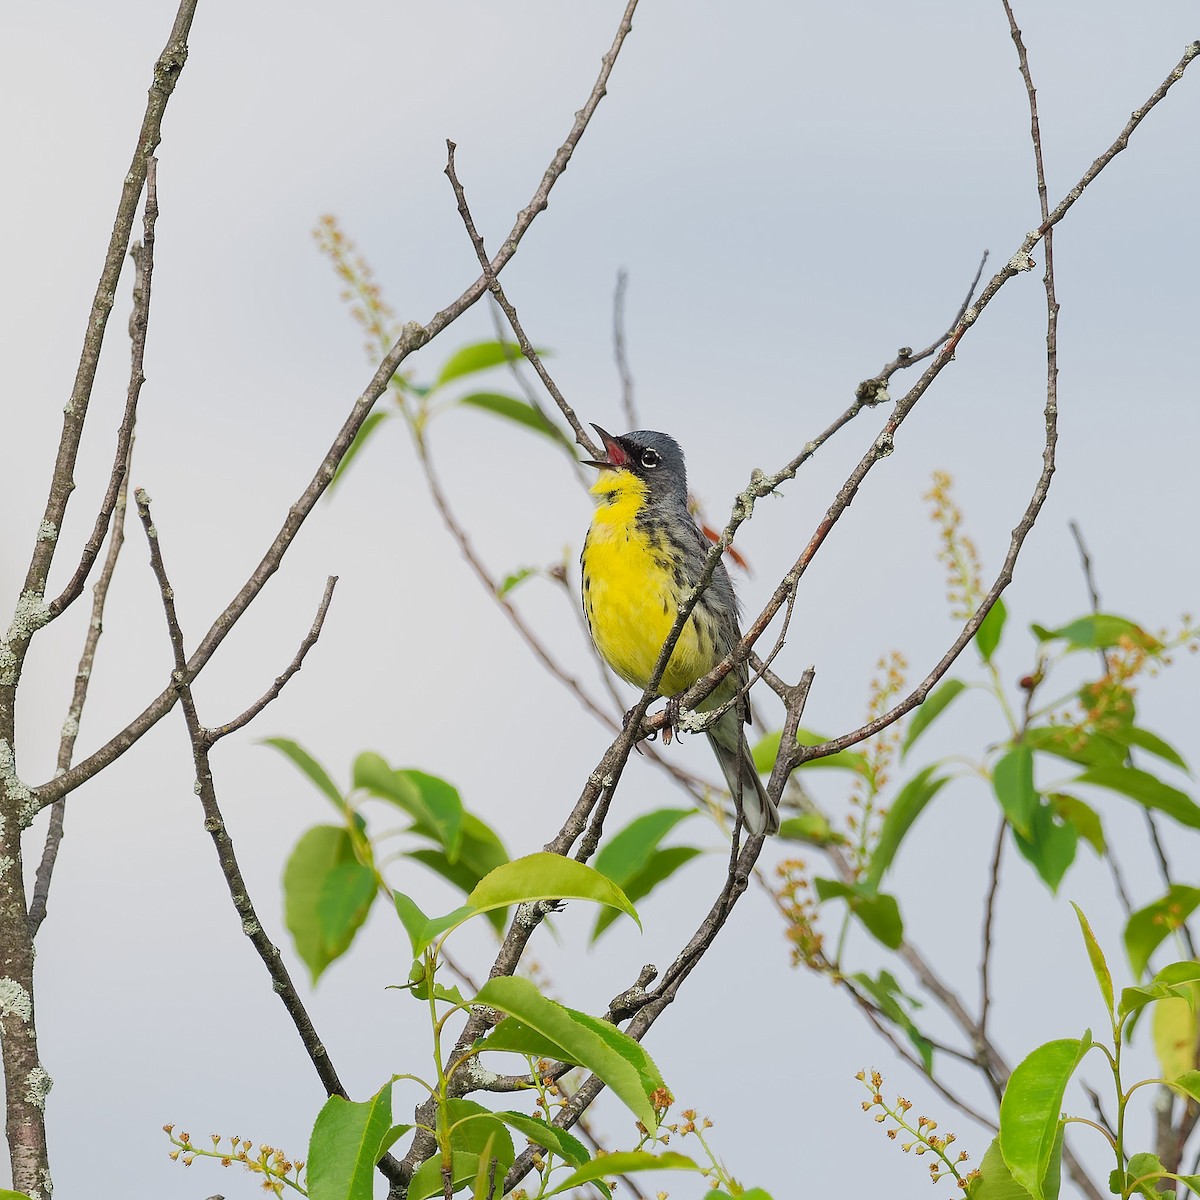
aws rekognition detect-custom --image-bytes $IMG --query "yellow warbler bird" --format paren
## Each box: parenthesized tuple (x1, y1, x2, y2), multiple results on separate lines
(580, 425, 779, 836)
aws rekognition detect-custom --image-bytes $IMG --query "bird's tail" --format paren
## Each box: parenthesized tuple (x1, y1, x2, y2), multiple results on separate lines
(706, 708, 780, 837)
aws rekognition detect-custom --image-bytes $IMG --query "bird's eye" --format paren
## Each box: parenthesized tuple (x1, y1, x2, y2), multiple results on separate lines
(640, 448, 661, 470)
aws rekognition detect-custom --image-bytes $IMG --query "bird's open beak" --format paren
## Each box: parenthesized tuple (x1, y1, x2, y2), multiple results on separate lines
(583, 423, 629, 470)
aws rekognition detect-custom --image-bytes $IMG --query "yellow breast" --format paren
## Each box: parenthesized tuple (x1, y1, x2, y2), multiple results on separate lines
(581, 469, 714, 696)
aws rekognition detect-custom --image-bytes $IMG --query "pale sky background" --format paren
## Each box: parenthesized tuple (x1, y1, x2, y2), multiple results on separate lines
(2, 2, 1199, 1197)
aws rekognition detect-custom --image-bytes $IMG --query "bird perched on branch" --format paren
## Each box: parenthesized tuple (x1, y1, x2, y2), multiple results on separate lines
(580, 425, 779, 836)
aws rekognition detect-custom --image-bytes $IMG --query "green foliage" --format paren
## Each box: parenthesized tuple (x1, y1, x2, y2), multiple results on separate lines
(999, 1036, 1091, 1200)
(813, 878, 903, 948)
(284, 825, 377, 983)
(592, 807, 701, 939)
(852, 971, 934, 1071)
(975, 596, 1008, 662)
(413, 852, 641, 953)
(479, 976, 662, 1132)
(542, 1151, 700, 1196)
(307, 1084, 394, 1200)
(1124, 887, 1200, 978)
(901, 677, 966, 757)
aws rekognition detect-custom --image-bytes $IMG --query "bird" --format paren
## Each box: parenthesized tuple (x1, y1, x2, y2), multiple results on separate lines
(580, 425, 779, 836)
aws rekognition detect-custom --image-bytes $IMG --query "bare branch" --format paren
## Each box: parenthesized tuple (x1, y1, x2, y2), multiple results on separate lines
(613, 268, 638, 428)
(978, 817, 1006, 1042)
(47, 158, 161, 618)
(854, 250, 988, 407)
(444, 140, 602, 460)
(133, 491, 406, 1192)
(202, 576, 338, 744)
(17, 5, 194, 618)
(30, 450, 135, 939)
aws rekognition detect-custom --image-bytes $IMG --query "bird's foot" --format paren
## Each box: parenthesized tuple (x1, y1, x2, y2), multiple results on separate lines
(622, 705, 656, 753)
(661, 694, 684, 746)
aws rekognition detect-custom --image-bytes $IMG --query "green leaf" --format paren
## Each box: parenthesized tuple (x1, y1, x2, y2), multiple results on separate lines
(405, 849, 507, 934)
(794, 728, 872, 774)
(0, 1192, 35, 1200)
(434, 341, 541, 387)
(1124, 886, 1200, 977)
(498, 567, 535, 596)
(752, 729, 871, 778)
(1034, 614, 1160, 652)
(864, 766, 950, 888)
(852, 970, 933, 1072)
(446, 1101, 514, 1182)
(483, 1016, 574, 1063)
(1070, 903, 1114, 1018)
(559, 1005, 666, 1097)
(472, 1136, 497, 1200)
(393, 891, 431, 956)
(542, 1151, 700, 1196)
(1116, 727, 1191, 774)
(379, 1123, 415, 1157)
(1046, 794, 1105, 855)
(459, 392, 570, 448)
(993, 745, 1037, 838)
(1120, 976, 1200, 1025)
(407, 1151, 484, 1200)
(493, 1111, 590, 1167)
(408, 1099, 518, 1200)
(329, 410, 391, 492)
(476, 976, 663, 1132)
(264, 738, 344, 810)
(1025, 726, 1126, 770)
(284, 826, 377, 983)
(902, 678, 967, 757)
(776, 813, 843, 845)
(1012, 801, 1077, 893)
(1125, 1150, 1169, 1200)
(999, 1035, 1090, 1200)
(1154, 991, 1200, 1081)
(354, 755, 465, 861)
(1170, 1069, 1200, 1104)
(814, 879, 903, 948)
(403, 812, 510, 918)
(593, 846, 703, 940)
(307, 1082, 393, 1200)
(976, 596, 1007, 662)
(976, 1132, 1062, 1200)
(417, 853, 640, 952)
(595, 808, 696, 886)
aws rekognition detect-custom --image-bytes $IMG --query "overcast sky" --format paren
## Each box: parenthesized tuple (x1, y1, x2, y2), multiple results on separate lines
(2, 2, 1198, 1197)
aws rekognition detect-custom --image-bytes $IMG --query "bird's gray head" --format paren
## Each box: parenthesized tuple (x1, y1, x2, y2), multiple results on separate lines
(586, 425, 688, 505)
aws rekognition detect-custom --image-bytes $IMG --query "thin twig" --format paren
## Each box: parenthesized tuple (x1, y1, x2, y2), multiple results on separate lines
(30, 445, 134, 937)
(1068, 522, 1187, 941)
(978, 818, 1006, 1043)
(47, 158, 161, 618)
(846, 985, 998, 1130)
(19, 5, 193, 623)
(996, 12, 1104, 1196)
(133, 490, 406, 1192)
(612, 267, 638, 429)
(854, 251, 989, 407)
(202, 576, 338, 744)
(444, 140, 602, 461)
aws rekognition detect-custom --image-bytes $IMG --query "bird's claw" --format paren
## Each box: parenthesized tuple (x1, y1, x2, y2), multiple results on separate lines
(661, 694, 684, 746)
